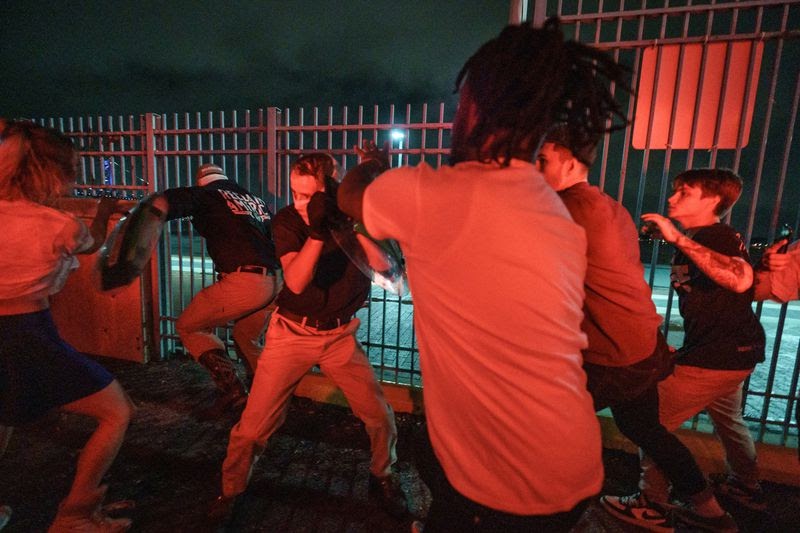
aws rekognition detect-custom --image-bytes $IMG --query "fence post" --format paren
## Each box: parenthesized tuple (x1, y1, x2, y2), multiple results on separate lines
(142, 112, 163, 361)
(266, 107, 281, 211)
(530, 0, 547, 27)
(508, 0, 526, 24)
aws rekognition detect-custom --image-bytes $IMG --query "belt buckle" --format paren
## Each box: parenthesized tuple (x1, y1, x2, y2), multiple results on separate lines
(238, 265, 270, 276)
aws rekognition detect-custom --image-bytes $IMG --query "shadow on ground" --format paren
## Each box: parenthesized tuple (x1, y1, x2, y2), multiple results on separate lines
(1, 357, 797, 532)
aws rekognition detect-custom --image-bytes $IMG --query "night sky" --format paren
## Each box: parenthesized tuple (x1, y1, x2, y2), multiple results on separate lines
(1, 1, 510, 118)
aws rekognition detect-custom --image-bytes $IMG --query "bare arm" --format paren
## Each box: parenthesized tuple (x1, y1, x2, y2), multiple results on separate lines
(354, 232, 392, 272)
(642, 213, 753, 293)
(753, 239, 793, 302)
(337, 140, 390, 222)
(280, 238, 324, 294)
(76, 197, 128, 255)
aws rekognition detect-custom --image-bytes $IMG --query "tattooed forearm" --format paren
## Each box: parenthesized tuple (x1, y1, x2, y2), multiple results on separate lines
(674, 233, 754, 293)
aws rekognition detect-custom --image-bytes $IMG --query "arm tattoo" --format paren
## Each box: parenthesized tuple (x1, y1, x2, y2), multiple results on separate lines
(674, 234, 754, 293)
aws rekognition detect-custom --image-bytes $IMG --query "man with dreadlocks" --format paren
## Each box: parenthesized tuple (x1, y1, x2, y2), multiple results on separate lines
(339, 19, 628, 532)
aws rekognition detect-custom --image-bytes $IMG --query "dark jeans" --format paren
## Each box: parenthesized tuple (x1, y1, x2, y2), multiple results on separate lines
(584, 331, 674, 411)
(594, 332, 709, 499)
(413, 424, 589, 533)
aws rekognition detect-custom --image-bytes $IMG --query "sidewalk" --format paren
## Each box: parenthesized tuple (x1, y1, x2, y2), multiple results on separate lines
(1, 356, 798, 532)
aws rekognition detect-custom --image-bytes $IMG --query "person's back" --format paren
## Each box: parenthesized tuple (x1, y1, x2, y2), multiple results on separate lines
(340, 20, 635, 530)
(156, 164, 279, 415)
(558, 182, 662, 366)
(164, 177, 276, 274)
(366, 158, 601, 514)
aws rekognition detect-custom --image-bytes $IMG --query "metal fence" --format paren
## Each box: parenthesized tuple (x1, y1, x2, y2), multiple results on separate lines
(34, 0, 799, 447)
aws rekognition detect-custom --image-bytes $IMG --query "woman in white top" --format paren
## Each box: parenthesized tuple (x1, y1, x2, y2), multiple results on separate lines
(0, 119, 133, 532)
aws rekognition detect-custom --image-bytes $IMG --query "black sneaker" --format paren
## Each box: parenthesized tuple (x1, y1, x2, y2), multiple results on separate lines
(672, 502, 739, 532)
(368, 473, 407, 518)
(709, 473, 767, 511)
(600, 492, 674, 532)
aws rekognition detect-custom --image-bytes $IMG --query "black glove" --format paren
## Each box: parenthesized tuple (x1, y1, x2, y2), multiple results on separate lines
(307, 191, 335, 240)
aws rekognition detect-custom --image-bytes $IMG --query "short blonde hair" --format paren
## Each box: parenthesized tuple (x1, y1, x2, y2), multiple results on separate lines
(290, 153, 339, 187)
(0, 120, 77, 205)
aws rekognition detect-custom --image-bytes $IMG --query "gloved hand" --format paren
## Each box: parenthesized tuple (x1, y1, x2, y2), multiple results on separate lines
(307, 191, 337, 240)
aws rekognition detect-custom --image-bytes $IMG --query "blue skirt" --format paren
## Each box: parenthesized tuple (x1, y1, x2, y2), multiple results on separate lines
(0, 309, 114, 425)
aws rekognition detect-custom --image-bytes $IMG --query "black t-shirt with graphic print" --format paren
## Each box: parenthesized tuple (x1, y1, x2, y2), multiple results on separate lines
(164, 180, 278, 273)
(273, 205, 369, 321)
(671, 223, 765, 370)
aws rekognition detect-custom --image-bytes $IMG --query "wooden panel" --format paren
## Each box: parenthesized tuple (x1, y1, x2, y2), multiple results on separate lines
(50, 198, 150, 362)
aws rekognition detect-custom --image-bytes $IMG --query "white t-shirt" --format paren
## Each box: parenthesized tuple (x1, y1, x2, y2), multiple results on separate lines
(0, 199, 91, 302)
(363, 159, 603, 515)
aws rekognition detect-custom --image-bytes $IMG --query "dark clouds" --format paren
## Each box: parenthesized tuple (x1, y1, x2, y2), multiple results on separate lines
(1, 0, 509, 117)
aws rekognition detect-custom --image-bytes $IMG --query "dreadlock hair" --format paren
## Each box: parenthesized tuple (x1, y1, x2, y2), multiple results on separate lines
(0, 119, 77, 205)
(290, 153, 340, 188)
(450, 17, 630, 166)
(674, 168, 743, 217)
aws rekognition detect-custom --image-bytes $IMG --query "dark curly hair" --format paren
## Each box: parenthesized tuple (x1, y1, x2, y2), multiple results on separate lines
(450, 18, 630, 166)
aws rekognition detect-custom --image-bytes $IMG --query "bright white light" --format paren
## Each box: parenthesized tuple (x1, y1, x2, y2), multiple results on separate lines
(390, 130, 405, 141)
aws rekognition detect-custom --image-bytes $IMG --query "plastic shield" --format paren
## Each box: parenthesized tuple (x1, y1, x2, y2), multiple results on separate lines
(331, 223, 407, 295)
(96, 194, 167, 291)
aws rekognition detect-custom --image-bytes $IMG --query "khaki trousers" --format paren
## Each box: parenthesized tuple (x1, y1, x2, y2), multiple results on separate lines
(175, 271, 277, 368)
(221, 313, 397, 497)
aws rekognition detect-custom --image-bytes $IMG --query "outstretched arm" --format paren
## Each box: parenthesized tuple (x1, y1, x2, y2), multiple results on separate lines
(77, 197, 130, 255)
(338, 140, 390, 222)
(641, 213, 753, 293)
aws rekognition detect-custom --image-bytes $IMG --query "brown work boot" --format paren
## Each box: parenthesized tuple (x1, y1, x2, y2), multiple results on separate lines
(197, 349, 249, 418)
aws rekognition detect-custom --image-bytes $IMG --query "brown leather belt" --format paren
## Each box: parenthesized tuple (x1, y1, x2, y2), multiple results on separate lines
(275, 307, 351, 331)
(218, 265, 276, 281)
(234, 265, 276, 276)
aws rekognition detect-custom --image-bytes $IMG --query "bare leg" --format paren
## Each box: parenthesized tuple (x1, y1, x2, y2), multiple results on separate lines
(59, 380, 134, 504)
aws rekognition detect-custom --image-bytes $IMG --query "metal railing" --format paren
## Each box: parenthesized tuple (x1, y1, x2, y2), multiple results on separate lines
(32, 0, 799, 448)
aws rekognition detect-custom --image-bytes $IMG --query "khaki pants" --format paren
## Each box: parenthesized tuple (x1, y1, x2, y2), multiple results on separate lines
(175, 271, 277, 368)
(640, 365, 757, 502)
(221, 313, 397, 497)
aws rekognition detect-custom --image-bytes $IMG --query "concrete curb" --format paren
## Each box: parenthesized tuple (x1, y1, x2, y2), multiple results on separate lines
(295, 372, 800, 487)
